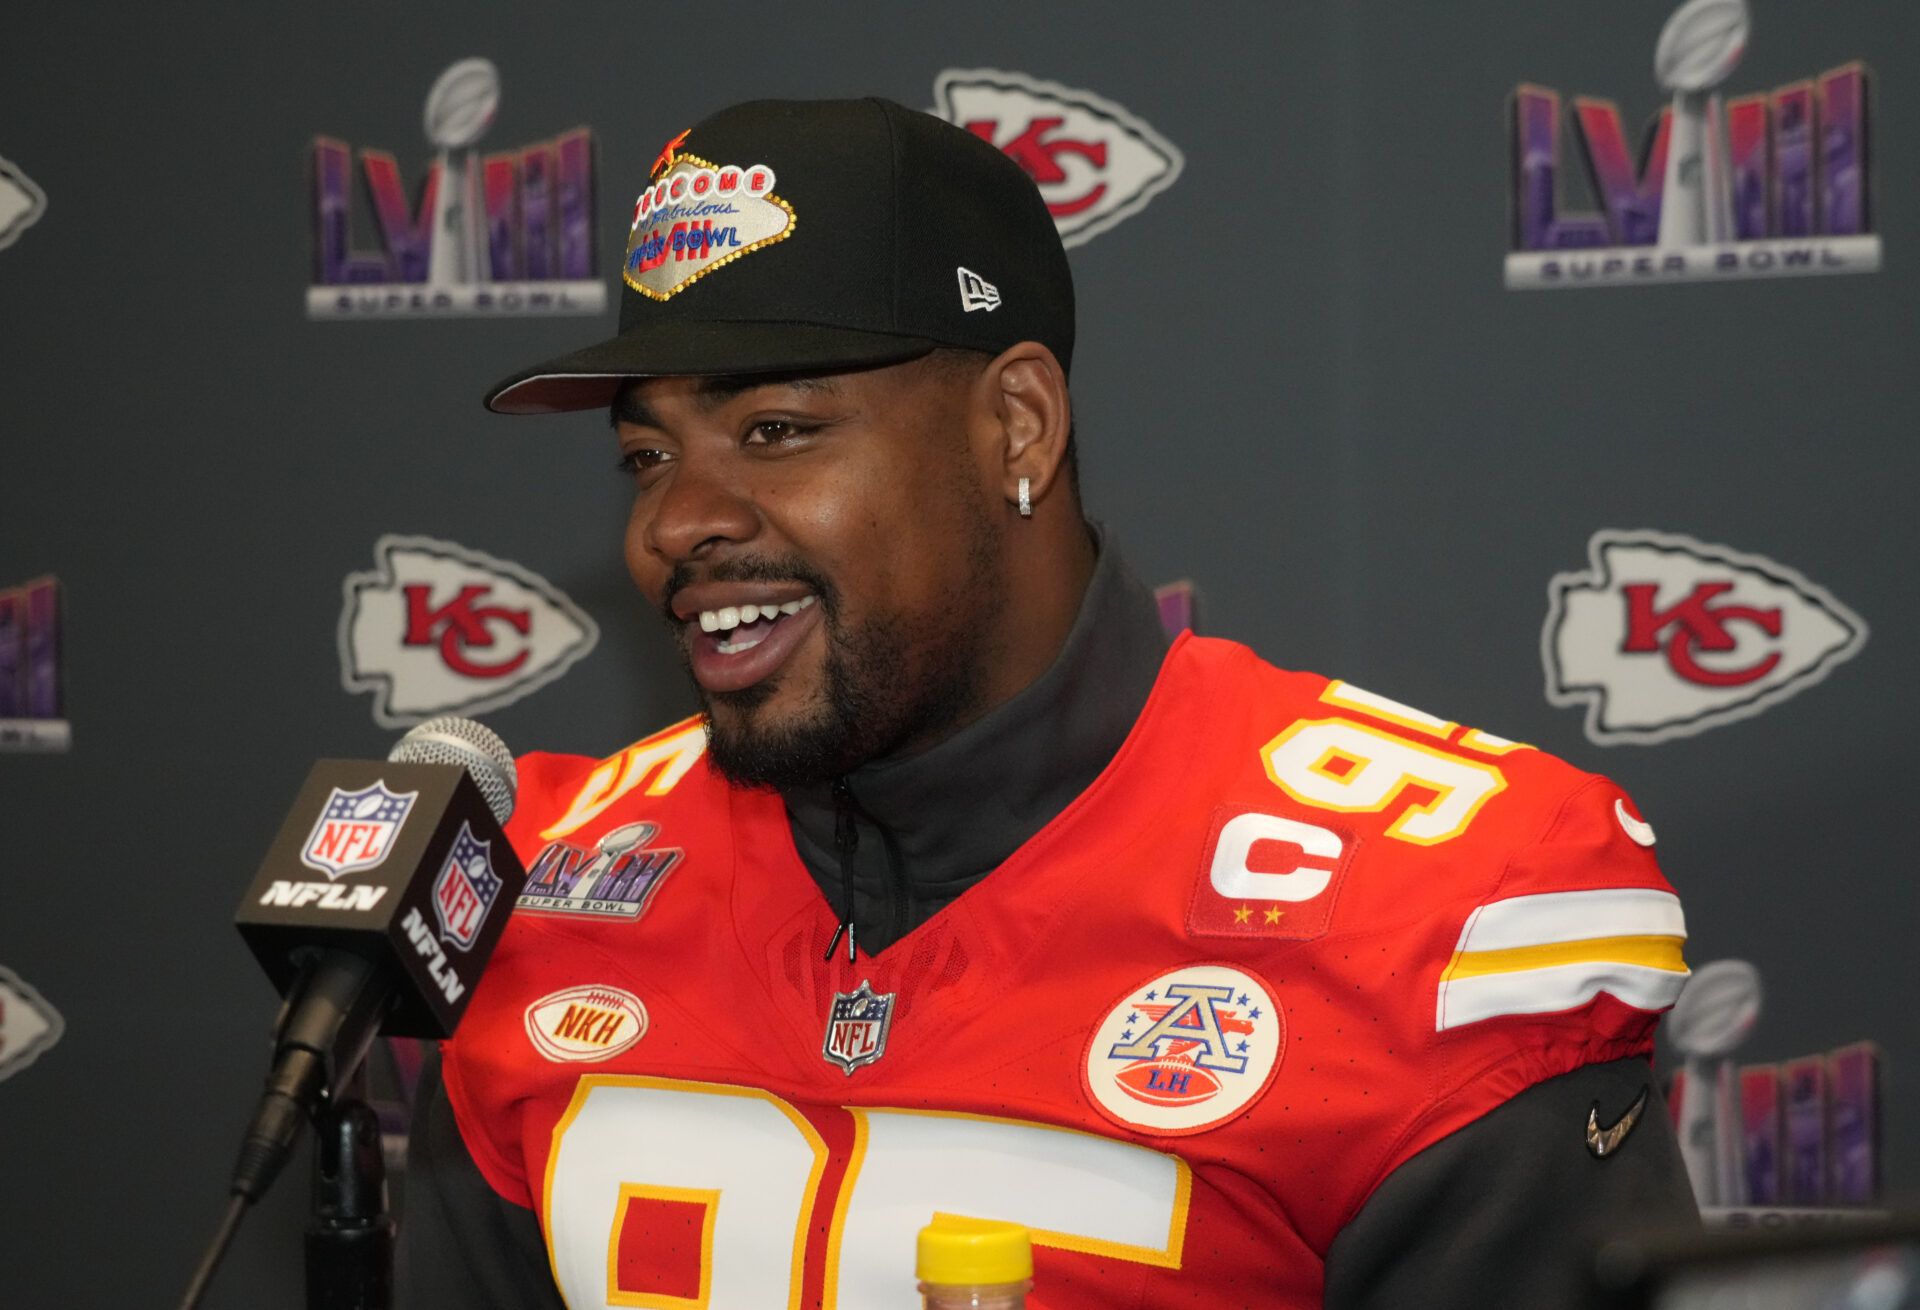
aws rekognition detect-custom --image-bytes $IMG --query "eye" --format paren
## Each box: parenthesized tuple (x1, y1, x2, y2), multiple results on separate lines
(744, 418, 817, 446)
(615, 447, 672, 482)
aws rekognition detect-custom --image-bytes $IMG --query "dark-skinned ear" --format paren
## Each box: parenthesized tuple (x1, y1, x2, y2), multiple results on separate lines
(976, 342, 1071, 514)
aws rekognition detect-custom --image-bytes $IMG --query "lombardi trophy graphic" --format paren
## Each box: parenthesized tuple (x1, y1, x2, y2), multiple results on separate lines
(424, 58, 500, 288)
(1654, 0, 1750, 247)
(1666, 959, 1762, 1207)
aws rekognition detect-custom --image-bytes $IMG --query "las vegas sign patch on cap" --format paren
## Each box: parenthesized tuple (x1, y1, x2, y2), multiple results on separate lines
(1082, 964, 1283, 1136)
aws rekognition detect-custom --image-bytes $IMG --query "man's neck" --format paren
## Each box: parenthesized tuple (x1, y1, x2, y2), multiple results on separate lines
(782, 528, 1171, 956)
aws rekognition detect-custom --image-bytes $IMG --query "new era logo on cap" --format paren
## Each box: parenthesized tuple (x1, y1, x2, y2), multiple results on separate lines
(957, 266, 1001, 312)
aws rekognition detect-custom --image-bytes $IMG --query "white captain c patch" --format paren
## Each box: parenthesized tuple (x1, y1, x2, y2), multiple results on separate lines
(1435, 888, 1688, 1032)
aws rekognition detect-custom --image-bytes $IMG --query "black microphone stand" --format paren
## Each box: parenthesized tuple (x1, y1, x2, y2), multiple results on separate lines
(305, 1066, 393, 1310)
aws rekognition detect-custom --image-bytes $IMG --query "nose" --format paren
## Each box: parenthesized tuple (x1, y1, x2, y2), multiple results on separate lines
(636, 456, 760, 567)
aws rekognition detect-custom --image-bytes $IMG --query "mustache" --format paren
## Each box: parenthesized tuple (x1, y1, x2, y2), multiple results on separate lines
(659, 553, 837, 625)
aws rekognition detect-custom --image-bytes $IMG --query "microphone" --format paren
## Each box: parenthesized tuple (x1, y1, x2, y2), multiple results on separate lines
(224, 715, 528, 1204)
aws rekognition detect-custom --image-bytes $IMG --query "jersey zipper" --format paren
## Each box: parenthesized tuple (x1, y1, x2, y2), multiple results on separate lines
(823, 777, 911, 961)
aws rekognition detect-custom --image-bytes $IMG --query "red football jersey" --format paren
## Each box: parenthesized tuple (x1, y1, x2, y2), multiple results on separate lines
(441, 633, 1688, 1309)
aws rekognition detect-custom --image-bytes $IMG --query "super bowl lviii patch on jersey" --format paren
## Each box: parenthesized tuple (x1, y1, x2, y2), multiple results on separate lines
(624, 147, 794, 300)
(1083, 965, 1283, 1136)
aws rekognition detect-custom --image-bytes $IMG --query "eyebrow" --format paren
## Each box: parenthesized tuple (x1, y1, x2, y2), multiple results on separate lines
(610, 373, 844, 429)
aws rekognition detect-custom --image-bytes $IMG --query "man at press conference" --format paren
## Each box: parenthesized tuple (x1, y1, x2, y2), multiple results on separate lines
(396, 94, 1699, 1308)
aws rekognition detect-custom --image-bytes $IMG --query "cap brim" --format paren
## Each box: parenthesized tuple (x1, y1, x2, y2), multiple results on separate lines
(484, 320, 943, 415)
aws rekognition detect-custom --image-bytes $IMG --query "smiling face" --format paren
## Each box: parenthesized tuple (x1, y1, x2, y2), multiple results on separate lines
(613, 352, 1018, 788)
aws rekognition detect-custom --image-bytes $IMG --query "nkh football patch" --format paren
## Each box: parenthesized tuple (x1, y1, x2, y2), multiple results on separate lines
(624, 151, 794, 300)
(299, 781, 418, 879)
(1435, 888, 1690, 1032)
(525, 985, 648, 1063)
(1083, 965, 1283, 1136)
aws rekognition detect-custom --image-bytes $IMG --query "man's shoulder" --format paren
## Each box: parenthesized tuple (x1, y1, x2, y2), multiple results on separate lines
(1162, 635, 1613, 828)
(508, 715, 724, 843)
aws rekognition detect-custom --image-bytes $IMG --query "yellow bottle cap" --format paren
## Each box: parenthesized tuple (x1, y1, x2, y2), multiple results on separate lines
(916, 1214, 1034, 1285)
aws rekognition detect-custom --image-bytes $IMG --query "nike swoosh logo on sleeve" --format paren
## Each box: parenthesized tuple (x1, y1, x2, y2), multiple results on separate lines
(1586, 1085, 1650, 1159)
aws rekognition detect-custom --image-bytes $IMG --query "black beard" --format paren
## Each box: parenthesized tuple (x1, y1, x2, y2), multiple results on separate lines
(666, 539, 996, 790)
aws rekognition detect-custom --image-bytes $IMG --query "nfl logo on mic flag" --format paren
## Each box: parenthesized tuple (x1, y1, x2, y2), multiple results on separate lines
(432, 822, 502, 951)
(299, 782, 418, 879)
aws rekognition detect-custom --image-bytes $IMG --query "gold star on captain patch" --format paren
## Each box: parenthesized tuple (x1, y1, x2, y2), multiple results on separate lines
(1232, 905, 1252, 924)
(1263, 907, 1284, 924)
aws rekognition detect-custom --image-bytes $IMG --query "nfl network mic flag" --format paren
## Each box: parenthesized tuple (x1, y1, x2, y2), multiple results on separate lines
(235, 759, 527, 1037)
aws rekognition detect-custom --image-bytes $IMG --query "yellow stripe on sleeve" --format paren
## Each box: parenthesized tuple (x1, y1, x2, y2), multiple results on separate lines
(1440, 934, 1688, 984)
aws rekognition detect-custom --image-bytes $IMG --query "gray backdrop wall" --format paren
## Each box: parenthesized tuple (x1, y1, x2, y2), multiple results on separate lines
(3, 2, 1913, 1305)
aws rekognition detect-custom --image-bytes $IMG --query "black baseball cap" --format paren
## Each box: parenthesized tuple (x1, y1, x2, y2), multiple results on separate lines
(484, 96, 1075, 415)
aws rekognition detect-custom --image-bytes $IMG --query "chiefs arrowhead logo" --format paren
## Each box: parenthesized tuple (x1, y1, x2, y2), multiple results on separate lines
(0, 965, 65, 1083)
(1544, 529, 1868, 745)
(339, 534, 598, 727)
(0, 155, 47, 251)
(932, 69, 1183, 248)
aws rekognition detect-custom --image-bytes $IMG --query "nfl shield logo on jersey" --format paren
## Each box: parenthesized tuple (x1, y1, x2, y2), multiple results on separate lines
(299, 781, 418, 879)
(822, 980, 895, 1076)
(431, 822, 502, 951)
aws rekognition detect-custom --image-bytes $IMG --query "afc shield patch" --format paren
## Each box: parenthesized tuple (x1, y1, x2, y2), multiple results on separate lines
(1083, 964, 1283, 1137)
(822, 980, 896, 1076)
(299, 781, 418, 879)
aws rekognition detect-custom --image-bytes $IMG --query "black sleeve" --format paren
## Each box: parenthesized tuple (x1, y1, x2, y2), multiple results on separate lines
(394, 1046, 567, 1310)
(1323, 1057, 1699, 1310)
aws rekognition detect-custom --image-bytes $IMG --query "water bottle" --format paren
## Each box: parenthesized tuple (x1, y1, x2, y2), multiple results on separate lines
(916, 1215, 1033, 1309)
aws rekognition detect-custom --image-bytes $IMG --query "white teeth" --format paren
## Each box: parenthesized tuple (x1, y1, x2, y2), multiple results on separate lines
(693, 593, 816, 640)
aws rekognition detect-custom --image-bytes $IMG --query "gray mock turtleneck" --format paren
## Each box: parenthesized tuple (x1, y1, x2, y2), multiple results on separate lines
(783, 528, 1171, 956)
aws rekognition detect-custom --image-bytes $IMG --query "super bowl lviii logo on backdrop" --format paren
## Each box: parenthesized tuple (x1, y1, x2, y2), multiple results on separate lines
(309, 58, 605, 318)
(0, 577, 67, 753)
(339, 535, 598, 727)
(1507, 0, 1879, 288)
(1543, 530, 1868, 744)
(931, 69, 1182, 248)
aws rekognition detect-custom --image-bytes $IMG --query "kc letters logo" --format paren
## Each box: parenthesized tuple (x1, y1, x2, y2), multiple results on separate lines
(308, 58, 605, 318)
(1084, 964, 1283, 1136)
(431, 822, 503, 951)
(1544, 530, 1868, 744)
(339, 535, 598, 727)
(299, 782, 418, 879)
(1508, 1, 1879, 288)
(932, 69, 1183, 247)
(519, 821, 682, 920)
(0, 155, 46, 252)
